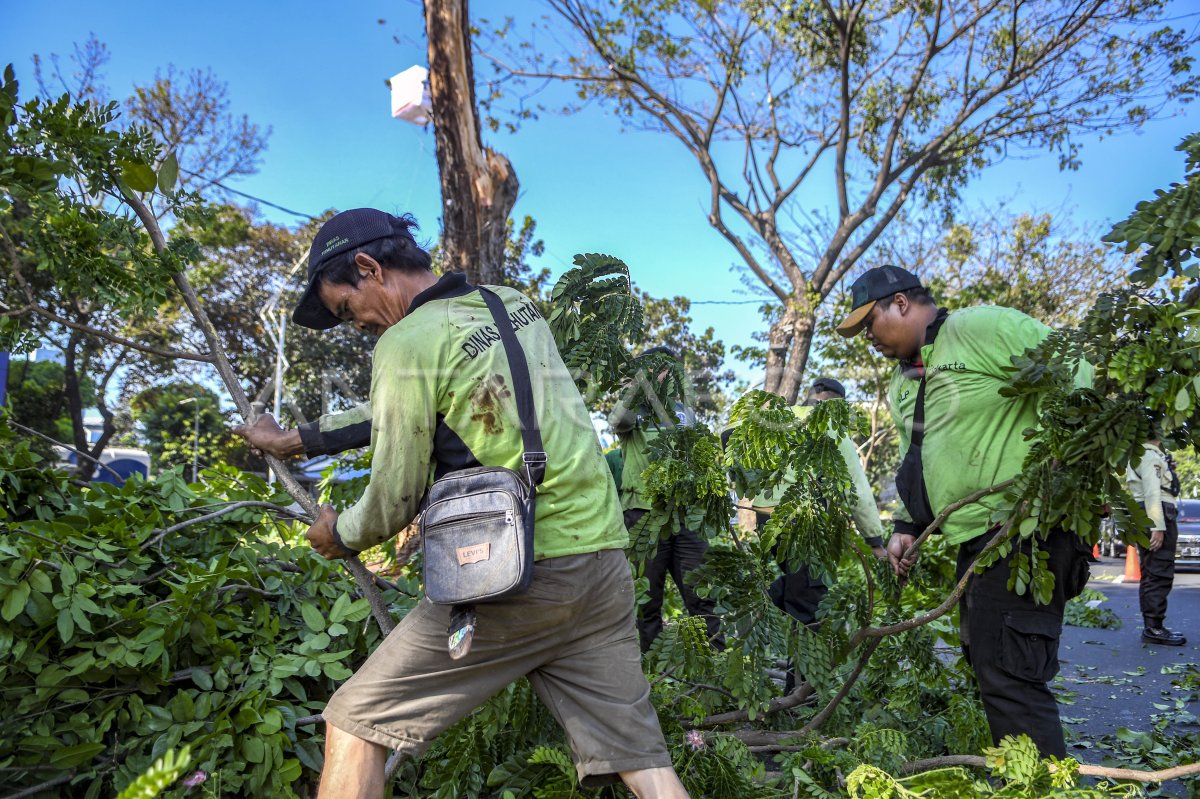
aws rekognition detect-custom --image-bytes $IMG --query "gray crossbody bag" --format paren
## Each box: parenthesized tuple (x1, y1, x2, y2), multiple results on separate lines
(420, 287, 547, 606)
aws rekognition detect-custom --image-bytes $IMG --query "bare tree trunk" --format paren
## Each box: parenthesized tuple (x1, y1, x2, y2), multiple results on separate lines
(762, 308, 815, 404)
(425, 0, 519, 285)
(61, 329, 93, 479)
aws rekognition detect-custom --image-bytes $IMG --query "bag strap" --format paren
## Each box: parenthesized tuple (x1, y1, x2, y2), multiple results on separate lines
(909, 375, 927, 448)
(478, 287, 547, 488)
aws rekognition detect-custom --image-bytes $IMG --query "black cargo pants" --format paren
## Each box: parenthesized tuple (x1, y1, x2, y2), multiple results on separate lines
(623, 508, 722, 651)
(956, 527, 1091, 758)
(1138, 503, 1179, 627)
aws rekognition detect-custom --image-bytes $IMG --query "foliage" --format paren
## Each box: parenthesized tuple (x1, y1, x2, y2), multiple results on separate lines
(847, 735, 1144, 797)
(5, 357, 97, 454)
(482, 0, 1197, 399)
(988, 135, 1200, 602)
(1063, 588, 1122, 630)
(129, 380, 252, 475)
(3, 40, 270, 470)
(115, 747, 191, 799)
(0, 420, 399, 796)
(6, 35, 1200, 798)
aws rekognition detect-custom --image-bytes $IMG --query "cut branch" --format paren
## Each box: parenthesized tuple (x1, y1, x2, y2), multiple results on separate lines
(122, 188, 396, 636)
(899, 755, 1200, 784)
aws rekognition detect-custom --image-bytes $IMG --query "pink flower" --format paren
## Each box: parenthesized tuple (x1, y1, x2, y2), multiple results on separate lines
(182, 770, 208, 788)
(685, 730, 706, 751)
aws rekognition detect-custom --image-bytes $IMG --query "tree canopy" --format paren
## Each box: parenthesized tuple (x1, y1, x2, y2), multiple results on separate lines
(482, 0, 1197, 401)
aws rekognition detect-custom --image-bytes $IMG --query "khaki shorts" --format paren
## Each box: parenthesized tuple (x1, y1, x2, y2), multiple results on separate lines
(323, 548, 672, 786)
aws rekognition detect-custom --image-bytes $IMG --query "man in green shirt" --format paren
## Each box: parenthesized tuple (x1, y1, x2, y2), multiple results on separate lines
(760, 378, 887, 623)
(729, 377, 885, 693)
(253, 208, 687, 799)
(837, 265, 1091, 758)
(1127, 440, 1185, 646)
(609, 348, 721, 651)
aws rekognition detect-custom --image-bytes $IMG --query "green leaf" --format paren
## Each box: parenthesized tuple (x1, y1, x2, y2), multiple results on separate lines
(57, 607, 74, 643)
(241, 736, 265, 764)
(120, 161, 158, 193)
(256, 707, 283, 735)
(329, 592, 350, 624)
(2, 581, 29, 621)
(1176, 386, 1191, 412)
(49, 741, 107, 768)
(157, 151, 179, 193)
(191, 668, 213, 691)
(28, 569, 53, 593)
(300, 602, 325, 633)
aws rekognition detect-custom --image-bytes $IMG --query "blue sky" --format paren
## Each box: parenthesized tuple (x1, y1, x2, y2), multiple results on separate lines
(4, 1, 1198, 387)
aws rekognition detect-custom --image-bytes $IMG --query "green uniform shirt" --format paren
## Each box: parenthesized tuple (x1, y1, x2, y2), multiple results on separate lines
(335, 275, 627, 558)
(746, 405, 884, 543)
(608, 398, 691, 512)
(1127, 443, 1177, 531)
(888, 305, 1092, 546)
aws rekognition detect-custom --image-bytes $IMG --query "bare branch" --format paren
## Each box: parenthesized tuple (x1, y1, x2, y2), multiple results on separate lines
(141, 500, 308, 550)
(7, 420, 124, 481)
(121, 188, 396, 636)
(899, 755, 1200, 784)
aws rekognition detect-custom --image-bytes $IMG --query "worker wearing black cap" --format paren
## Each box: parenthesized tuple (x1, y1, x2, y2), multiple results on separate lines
(836, 264, 1093, 758)
(236, 208, 689, 799)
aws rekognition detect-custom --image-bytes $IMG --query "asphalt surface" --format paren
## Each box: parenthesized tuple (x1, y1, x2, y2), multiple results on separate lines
(1056, 555, 1200, 793)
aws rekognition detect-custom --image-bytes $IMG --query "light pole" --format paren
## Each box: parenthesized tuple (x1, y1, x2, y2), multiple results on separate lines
(258, 255, 305, 486)
(178, 396, 200, 482)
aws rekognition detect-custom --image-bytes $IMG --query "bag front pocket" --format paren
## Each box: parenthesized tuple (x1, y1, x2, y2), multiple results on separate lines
(999, 610, 1061, 684)
(422, 476, 530, 605)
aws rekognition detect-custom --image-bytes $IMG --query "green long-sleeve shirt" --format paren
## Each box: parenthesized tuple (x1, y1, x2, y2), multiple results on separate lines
(333, 274, 627, 558)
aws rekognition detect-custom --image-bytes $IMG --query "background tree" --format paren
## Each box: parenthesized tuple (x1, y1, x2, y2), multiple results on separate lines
(3, 39, 271, 474)
(4, 358, 96, 457)
(483, 0, 1196, 401)
(422, 0, 519, 284)
(129, 381, 252, 476)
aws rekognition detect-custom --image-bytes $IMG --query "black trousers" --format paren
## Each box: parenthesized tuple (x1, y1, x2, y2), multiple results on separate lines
(623, 508, 721, 652)
(1138, 504, 1178, 627)
(956, 527, 1090, 758)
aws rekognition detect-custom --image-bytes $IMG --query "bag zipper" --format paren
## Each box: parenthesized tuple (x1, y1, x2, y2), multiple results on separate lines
(427, 508, 515, 529)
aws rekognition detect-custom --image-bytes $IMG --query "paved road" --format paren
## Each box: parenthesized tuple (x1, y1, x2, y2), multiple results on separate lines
(1056, 555, 1200, 793)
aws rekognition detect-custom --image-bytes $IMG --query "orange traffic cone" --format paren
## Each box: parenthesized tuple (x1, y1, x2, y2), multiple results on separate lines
(1093, 543, 1101, 559)
(1124, 546, 1141, 583)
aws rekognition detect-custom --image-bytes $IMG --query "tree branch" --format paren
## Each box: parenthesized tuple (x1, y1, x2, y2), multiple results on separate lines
(141, 500, 308, 550)
(7, 420, 124, 482)
(1, 771, 76, 799)
(121, 188, 396, 636)
(899, 754, 1200, 784)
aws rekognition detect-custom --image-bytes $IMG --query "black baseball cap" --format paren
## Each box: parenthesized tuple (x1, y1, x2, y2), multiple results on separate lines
(809, 377, 846, 398)
(292, 208, 416, 330)
(835, 265, 923, 338)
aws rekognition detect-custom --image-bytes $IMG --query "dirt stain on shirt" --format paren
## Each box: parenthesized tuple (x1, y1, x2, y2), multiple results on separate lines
(469, 374, 513, 435)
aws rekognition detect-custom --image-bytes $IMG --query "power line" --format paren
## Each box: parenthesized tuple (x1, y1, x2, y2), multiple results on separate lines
(690, 298, 770, 305)
(181, 168, 316, 219)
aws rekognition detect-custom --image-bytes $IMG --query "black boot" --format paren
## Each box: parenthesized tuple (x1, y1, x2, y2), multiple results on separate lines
(1142, 623, 1187, 646)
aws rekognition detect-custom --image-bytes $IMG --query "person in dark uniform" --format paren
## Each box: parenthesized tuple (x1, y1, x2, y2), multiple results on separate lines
(836, 264, 1092, 758)
(1128, 439, 1186, 646)
(609, 347, 722, 651)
